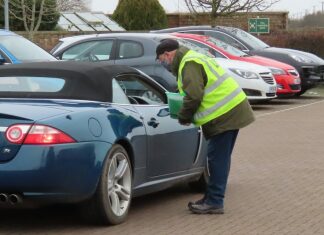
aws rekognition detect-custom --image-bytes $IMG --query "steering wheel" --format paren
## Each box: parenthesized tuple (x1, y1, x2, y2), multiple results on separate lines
(89, 53, 99, 61)
(142, 90, 161, 102)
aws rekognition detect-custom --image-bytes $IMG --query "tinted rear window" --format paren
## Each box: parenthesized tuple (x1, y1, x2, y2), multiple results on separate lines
(118, 41, 143, 59)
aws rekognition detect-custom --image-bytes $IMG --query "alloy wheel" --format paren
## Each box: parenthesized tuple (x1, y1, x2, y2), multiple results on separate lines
(107, 151, 132, 216)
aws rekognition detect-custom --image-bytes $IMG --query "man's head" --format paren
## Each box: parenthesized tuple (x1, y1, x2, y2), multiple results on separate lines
(156, 39, 179, 67)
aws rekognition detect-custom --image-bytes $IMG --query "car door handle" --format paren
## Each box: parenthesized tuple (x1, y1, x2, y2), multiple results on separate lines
(147, 118, 159, 128)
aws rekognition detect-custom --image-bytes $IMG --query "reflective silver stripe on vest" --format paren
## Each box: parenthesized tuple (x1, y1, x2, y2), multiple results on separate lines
(194, 87, 242, 120)
(204, 72, 230, 95)
(181, 56, 228, 94)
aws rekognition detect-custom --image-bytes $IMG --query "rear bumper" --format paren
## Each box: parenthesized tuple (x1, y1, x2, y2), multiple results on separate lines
(0, 142, 111, 204)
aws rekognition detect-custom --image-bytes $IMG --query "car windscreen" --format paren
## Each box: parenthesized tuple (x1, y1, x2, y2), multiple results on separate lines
(0, 35, 56, 62)
(205, 37, 247, 57)
(176, 38, 215, 58)
(221, 27, 269, 50)
(0, 76, 65, 92)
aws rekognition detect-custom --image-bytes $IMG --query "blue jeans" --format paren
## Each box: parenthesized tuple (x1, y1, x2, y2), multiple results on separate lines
(205, 129, 239, 207)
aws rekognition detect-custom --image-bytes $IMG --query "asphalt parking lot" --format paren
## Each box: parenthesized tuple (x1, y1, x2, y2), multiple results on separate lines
(0, 87, 323, 235)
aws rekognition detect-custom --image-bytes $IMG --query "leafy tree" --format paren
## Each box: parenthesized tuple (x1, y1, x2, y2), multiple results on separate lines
(184, 0, 281, 26)
(0, 0, 60, 39)
(112, 0, 168, 30)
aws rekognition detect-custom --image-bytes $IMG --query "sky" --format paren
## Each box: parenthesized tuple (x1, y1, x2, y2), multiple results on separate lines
(91, 0, 323, 19)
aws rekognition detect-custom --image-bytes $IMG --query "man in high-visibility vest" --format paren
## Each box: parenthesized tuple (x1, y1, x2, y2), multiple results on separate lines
(156, 39, 255, 214)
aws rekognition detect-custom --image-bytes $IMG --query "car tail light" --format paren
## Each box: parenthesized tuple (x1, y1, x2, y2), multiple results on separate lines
(5, 125, 31, 144)
(5, 124, 75, 145)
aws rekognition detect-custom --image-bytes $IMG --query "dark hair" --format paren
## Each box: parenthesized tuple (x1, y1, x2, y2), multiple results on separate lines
(156, 39, 179, 59)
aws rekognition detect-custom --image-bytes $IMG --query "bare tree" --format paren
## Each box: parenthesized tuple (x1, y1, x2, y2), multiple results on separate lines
(56, 0, 90, 12)
(184, 0, 281, 23)
(2, 0, 59, 40)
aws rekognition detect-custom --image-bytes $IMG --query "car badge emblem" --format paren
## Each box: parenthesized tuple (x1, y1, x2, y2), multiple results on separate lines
(2, 148, 11, 154)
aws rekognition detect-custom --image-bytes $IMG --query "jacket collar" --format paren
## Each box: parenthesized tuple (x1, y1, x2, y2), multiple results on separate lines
(171, 46, 190, 77)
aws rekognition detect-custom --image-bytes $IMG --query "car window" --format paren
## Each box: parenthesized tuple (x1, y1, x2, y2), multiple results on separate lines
(115, 74, 165, 105)
(180, 30, 206, 35)
(0, 76, 65, 92)
(175, 38, 215, 58)
(183, 39, 227, 58)
(117, 41, 143, 59)
(222, 27, 269, 49)
(61, 40, 113, 61)
(112, 78, 130, 104)
(205, 37, 247, 57)
(204, 31, 247, 51)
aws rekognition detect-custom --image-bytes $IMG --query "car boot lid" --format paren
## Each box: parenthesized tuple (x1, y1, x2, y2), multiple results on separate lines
(0, 102, 72, 121)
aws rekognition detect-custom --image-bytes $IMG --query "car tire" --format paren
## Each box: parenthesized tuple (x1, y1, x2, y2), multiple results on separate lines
(80, 144, 132, 225)
(188, 165, 209, 192)
(294, 89, 307, 97)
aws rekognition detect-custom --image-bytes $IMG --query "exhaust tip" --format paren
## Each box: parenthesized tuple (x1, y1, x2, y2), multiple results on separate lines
(8, 194, 22, 205)
(0, 193, 8, 203)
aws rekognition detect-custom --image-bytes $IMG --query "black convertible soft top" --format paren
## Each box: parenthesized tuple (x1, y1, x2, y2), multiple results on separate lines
(0, 61, 139, 102)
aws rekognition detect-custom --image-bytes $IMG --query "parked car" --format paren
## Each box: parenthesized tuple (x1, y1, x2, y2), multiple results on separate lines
(153, 26, 324, 95)
(173, 33, 301, 97)
(215, 58, 277, 101)
(0, 61, 208, 225)
(0, 29, 56, 64)
(51, 33, 178, 91)
(51, 33, 275, 101)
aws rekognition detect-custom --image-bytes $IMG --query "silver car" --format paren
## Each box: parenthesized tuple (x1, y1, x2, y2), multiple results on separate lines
(51, 33, 275, 101)
(51, 33, 178, 92)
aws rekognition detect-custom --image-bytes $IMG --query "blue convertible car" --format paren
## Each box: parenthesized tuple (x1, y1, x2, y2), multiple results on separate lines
(0, 61, 207, 225)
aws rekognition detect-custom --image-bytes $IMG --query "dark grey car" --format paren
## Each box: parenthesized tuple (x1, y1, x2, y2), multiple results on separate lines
(51, 33, 179, 92)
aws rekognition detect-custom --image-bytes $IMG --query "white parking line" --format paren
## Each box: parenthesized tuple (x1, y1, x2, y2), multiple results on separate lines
(256, 99, 324, 118)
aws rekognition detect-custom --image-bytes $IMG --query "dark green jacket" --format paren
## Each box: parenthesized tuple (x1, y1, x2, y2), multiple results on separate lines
(171, 46, 255, 139)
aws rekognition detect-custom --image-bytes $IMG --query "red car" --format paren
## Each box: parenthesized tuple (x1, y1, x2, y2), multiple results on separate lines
(173, 33, 301, 96)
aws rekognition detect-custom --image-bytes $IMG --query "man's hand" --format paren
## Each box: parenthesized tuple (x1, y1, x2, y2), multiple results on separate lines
(181, 122, 191, 126)
(178, 118, 191, 126)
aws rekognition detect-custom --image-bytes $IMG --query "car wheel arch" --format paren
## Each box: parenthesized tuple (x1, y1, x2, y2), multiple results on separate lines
(80, 142, 133, 225)
(115, 139, 135, 175)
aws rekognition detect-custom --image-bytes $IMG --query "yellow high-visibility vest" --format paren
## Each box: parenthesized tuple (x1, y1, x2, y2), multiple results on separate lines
(178, 50, 246, 126)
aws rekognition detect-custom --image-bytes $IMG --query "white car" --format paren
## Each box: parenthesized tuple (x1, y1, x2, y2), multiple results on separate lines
(215, 58, 277, 102)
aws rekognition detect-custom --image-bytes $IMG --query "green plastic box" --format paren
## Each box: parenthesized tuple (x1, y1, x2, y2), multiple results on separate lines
(166, 92, 184, 118)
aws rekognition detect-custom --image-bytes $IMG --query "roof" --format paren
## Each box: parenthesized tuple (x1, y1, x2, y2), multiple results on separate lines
(151, 25, 214, 33)
(0, 29, 18, 36)
(151, 26, 237, 34)
(59, 32, 176, 42)
(0, 61, 138, 102)
(58, 12, 125, 32)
